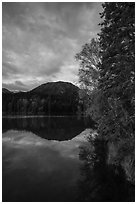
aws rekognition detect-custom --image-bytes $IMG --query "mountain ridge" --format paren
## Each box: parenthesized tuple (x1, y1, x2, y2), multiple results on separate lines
(2, 81, 79, 93)
(2, 81, 82, 116)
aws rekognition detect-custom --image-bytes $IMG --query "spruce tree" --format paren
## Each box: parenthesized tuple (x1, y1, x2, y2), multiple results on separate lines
(98, 2, 135, 175)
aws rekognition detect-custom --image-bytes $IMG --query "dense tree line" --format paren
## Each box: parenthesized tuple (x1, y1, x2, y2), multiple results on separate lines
(2, 82, 81, 116)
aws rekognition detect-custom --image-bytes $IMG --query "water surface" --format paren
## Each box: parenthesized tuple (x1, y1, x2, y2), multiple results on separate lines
(2, 116, 87, 202)
(3, 116, 134, 202)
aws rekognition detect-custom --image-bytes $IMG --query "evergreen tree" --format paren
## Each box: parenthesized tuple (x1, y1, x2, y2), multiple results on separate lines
(98, 2, 135, 178)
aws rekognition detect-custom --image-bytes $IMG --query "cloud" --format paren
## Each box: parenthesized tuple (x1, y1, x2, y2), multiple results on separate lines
(2, 2, 102, 91)
(2, 81, 28, 92)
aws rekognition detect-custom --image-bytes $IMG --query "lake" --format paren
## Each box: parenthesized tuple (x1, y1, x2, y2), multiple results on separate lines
(2, 116, 134, 202)
(2, 116, 89, 202)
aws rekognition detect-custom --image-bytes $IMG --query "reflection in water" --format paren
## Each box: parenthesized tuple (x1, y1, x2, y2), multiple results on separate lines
(78, 137, 135, 202)
(3, 132, 81, 201)
(2, 116, 86, 141)
(2, 117, 90, 202)
(3, 117, 134, 202)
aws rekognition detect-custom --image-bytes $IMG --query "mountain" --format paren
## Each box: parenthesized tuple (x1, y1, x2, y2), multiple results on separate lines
(2, 88, 12, 94)
(29, 81, 79, 96)
(2, 81, 82, 116)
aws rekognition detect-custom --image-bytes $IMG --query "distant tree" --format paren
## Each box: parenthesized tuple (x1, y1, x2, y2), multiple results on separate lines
(8, 101, 12, 114)
(22, 99, 28, 114)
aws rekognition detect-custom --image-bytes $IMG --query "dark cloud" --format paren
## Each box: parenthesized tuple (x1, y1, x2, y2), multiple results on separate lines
(2, 2, 102, 91)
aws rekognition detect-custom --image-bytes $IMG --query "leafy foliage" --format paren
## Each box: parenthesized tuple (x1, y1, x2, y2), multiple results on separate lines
(75, 38, 100, 91)
(75, 38, 101, 119)
(77, 2, 135, 184)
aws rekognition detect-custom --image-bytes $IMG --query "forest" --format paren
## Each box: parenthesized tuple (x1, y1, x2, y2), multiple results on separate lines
(76, 2, 135, 198)
(2, 81, 81, 116)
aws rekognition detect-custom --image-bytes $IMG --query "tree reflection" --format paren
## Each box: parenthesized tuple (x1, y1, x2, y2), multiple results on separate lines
(2, 116, 87, 141)
(78, 137, 135, 202)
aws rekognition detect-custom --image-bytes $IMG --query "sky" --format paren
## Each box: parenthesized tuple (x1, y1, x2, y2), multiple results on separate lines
(2, 2, 102, 91)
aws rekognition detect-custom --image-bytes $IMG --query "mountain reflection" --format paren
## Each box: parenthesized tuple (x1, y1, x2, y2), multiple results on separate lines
(2, 118, 90, 202)
(78, 137, 135, 202)
(2, 116, 86, 141)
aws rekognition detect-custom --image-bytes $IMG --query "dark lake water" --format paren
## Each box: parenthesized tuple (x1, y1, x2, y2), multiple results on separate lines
(2, 116, 88, 202)
(2, 116, 134, 202)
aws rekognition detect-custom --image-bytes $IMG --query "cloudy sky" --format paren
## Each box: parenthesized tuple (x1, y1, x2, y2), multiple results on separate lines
(3, 2, 102, 91)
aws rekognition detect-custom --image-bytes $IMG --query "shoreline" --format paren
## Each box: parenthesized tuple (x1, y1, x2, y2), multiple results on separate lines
(2, 115, 85, 118)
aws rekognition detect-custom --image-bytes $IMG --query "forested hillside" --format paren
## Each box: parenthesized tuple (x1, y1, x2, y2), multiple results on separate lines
(2, 81, 81, 116)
